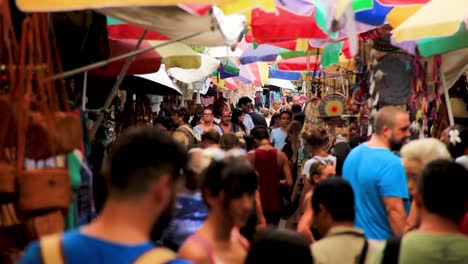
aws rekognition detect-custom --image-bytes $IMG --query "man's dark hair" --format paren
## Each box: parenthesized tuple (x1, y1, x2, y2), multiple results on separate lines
(202, 158, 258, 206)
(279, 110, 293, 119)
(293, 112, 305, 125)
(153, 116, 176, 131)
(173, 107, 191, 124)
(312, 178, 355, 222)
(201, 129, 220, 144)
(419, 159, 468, 221)
(237, 97, 253, 108)
(251, 126, 270, 141)
(220, 133, 240, 151)
(245, 227, 312, 264)
(103, 127, 187, 199)
(291, 104, 302, 114)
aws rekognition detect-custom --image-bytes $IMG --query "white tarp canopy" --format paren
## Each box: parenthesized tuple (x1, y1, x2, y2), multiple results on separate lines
(267, 78, 296, 90)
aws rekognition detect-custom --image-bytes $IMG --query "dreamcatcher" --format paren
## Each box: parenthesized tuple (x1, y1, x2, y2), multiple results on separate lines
(319, 93, 347, 118)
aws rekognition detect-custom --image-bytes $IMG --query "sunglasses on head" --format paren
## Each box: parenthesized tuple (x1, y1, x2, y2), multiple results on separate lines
(312, 157, 333, 166)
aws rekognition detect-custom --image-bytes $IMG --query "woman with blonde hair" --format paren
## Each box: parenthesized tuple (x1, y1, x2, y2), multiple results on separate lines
(296, 159, 336, 242)
(401, 138, 451, 232)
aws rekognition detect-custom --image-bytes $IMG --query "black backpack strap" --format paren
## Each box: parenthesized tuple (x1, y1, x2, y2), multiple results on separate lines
(382, 236, 402, 264)
(357, 239, 368, 264)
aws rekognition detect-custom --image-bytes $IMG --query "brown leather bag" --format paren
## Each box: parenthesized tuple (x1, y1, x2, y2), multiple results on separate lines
(18, 166, 72, 211)
(21, 14, 82, 159)
(15, 17, 72, 212)
(0, 0, 19, 195)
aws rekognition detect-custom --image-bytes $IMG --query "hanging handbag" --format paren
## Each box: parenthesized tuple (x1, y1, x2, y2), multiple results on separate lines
(0, 0, 19, 196)
(22, 14, 82, 159)
(15, 17, 72, 212)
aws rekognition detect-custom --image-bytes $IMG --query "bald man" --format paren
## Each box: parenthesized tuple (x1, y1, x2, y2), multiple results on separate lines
(342, 106, 411, 240)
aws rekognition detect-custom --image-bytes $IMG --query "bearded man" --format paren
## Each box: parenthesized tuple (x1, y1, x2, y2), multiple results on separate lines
(343, 106, 411, 240)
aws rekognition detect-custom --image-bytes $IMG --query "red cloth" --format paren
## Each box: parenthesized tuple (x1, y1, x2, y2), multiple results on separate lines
(251, 7, 328, 44)
(277, 56, 321, 71)
(254, 148, 282, 213)
(107, 24, 170, 41)
(89, 39, 161, 77)
(461, 213, 468, 235)
(178, 4, 212, 16)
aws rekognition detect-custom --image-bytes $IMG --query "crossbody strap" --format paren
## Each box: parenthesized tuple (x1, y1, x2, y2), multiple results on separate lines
(40, 233, 65, 264)
(40, 233, 176, 264)
(326, 231, 368, 264)
(382, 236, 402, 264)
(133, 247, 177, 264)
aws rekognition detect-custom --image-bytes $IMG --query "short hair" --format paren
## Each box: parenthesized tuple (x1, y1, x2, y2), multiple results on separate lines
(311, 178, 355, 222)
(237, 97, 252, 108)
(201, 129, 220, 144)
(251, 126, 270, 141)
(220, 133, 240, 151)
(269, 113, 280, 127)
(291, 104, 302, 113)
(279, 110, 293, 119)
(293, 112, 305, 124)
(104, 127, 187, 199)
(172, 107, 190, 124)
(260, 108, 270, 118)
(373, 106, 407, 135)
(245, 227, 312, 264)
(401, 138, 452, 166)
(203, 107, 213, 114)
(202, 157, 258, 206)
(221, 108, 231, 115)
(187, 148, 210, 175)
(418, 159, 468, 221)
(153, 116, 175, 131)
(172, 131, 190, 150)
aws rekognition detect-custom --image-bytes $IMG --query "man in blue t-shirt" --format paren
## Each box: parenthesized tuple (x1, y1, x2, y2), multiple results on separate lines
(343, 106, 411, 240)
(19, 127, 189, 264)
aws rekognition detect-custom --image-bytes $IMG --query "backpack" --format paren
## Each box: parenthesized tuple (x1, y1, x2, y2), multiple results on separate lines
(39, 233, 177, 264)
(381, 236, 402, 264)
(175, 125, 200, 148)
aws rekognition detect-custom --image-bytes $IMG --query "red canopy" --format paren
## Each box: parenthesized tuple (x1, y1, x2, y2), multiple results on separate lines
(89, 39, 162, 77)
(107, 24, 170, 40)
(251, 7, 328, 44)
(277, 56, 321, 71)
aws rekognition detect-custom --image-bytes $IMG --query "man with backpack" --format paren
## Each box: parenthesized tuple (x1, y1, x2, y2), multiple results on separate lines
(311, 178, 379, 264)
(172, 107, 200, 149)
(19, 127, 189, 264)
(372, 160, 468, 264)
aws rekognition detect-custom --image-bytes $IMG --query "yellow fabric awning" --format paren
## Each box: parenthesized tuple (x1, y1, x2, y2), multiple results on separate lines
(392, 0, 468, 41)
(218, 0, 275, 15)
(147, 40, 201, 70)
(387, 5, 423, 29)
(15, 0, 229, 12)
